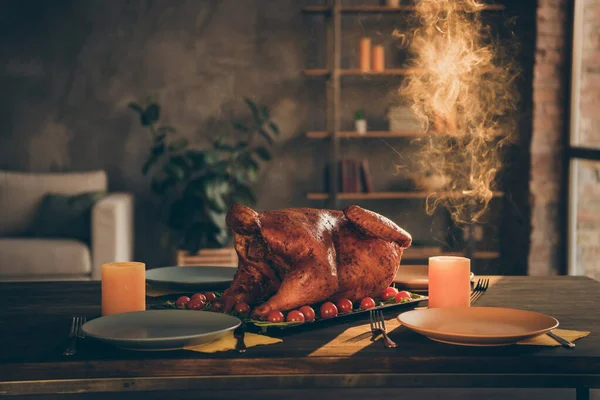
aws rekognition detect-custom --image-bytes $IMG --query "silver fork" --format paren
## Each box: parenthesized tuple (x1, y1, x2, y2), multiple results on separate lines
(370, 309, 397, 348)
(470, 278, 490, 305)
(63, 316, 86, 356)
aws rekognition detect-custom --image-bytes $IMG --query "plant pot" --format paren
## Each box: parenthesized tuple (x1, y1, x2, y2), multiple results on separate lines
(176, 247, 238, 267)
(385, 0, 400, 7)
(355, 119, 367, 134)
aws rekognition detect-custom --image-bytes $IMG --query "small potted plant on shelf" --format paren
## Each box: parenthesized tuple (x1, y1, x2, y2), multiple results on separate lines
(355, 109, 367, 135)
(129, 97, 280, 266)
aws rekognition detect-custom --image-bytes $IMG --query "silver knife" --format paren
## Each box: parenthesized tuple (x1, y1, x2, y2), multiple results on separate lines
(547, 331, 575, 349)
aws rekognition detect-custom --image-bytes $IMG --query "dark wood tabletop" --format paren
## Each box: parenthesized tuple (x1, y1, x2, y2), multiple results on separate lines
(1, 276, 599, 398)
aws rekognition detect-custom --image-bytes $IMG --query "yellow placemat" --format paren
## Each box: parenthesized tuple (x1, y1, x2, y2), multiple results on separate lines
(309, 318, 402, 357)
(184, 332, 282, 353)
(518, 329, 590, 346)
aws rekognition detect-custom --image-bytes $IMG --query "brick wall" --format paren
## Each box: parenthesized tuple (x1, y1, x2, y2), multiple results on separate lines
(529, 0, 569, 275)
(579, 0, 600, 147)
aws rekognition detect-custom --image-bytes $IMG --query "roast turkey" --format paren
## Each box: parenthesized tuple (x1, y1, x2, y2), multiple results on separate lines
(219, 204, 412, 319)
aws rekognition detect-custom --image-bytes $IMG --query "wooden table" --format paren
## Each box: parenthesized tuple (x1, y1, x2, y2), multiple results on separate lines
(1, 276, 599, 399)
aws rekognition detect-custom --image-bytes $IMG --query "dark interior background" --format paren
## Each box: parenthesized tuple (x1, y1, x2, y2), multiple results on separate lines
(0, 0, 536, 271)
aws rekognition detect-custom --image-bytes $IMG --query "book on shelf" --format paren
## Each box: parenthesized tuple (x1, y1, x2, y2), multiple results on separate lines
(323, 159, 374, 194)
(360, 159, 373, 193)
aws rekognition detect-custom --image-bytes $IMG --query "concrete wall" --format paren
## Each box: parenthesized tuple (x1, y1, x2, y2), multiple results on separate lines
(0, 0, 534, 270)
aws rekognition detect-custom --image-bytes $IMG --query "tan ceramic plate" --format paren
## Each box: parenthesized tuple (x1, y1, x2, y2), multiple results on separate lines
(397, 307, 559, 346)
(394, 265, 474, 291)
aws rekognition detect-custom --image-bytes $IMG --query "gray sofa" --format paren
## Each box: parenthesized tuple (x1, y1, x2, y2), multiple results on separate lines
(0, 170, 134, 281)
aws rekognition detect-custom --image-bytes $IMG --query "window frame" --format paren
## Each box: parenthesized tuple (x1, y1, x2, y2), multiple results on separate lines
(566, 0, 600, 275)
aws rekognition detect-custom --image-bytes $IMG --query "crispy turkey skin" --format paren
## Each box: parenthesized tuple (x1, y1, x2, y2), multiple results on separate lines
(219, 204, 412, 319)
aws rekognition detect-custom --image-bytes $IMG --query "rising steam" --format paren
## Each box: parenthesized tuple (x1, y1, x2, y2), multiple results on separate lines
(397, 0, 518, 223)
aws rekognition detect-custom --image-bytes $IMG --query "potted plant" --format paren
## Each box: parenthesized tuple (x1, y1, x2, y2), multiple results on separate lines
(129, 97, 279, 266)
(355, 109, 367, 135)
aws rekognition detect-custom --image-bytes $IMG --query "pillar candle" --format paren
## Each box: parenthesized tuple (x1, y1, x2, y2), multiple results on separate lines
(101, 262, 146, 316)
(359, 38, 371, 72)
(372, 45, 385, 72)
(428, 256, 471, 308)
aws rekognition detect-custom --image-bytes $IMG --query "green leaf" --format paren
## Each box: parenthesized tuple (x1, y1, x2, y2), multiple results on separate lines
(233, 141, 248, 151)
(237, 153, 259, 170)
(168, 199, 188, 230)
(182, 223, 205, 253)
(244, 97, 260, 122)
(151, 142, 165, 157)
(246, 164, 259, 182)
(233, 122, 249, 132)
(260, 105, 269, 120)
(232, 184, 257, 206)
(157, 125, 176, 134)
(204, 150, 220, 165)
(213, 138, 235, 152)
(258, 128, 274, 145)
(254, 147, 271, 161)
(163, 162, 185, 181)
(213, 227, 230, 246)
(187, 151, 206, 169)
(251, 320, 303, 328)
(128, 102, 143, 113)
(141, 103, 160, 126)
(269, 122, 280, 136)
(210, 160, 230, 176)
(168, 138, 189, 152)
(205, 193, 227, 213)
(232, 167, 249, 186)
(203, 178, 231, 213)
(208, 209, 227, 230)
(151, 177, 175, 196)
(170, 155, 192, 172)
(151, 178, 164, 195)
(142, 154, 158, 175)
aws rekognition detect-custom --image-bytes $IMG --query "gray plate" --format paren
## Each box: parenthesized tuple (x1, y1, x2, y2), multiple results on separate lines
(146, 266, 237, 291)
(83, 310, 241, 351)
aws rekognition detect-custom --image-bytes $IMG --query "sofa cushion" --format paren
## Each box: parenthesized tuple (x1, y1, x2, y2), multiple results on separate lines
(0, 170, 107, 236)
(0, 238, 91, 278)
(31, 191, 106, 245)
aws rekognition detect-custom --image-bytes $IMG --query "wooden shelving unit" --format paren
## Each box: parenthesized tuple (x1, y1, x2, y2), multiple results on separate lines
(303, 68, 417, 77)
(403, 247, 500, 261)
(302, 1, 506, 265)
(306, 131, 423, 139)
(303, 5, 505, 13)
(307, 191, 504, 200)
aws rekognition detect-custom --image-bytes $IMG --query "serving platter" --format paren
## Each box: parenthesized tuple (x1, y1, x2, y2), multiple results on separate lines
(155, 291, 428, 332)
(251, 295, 427, 332)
